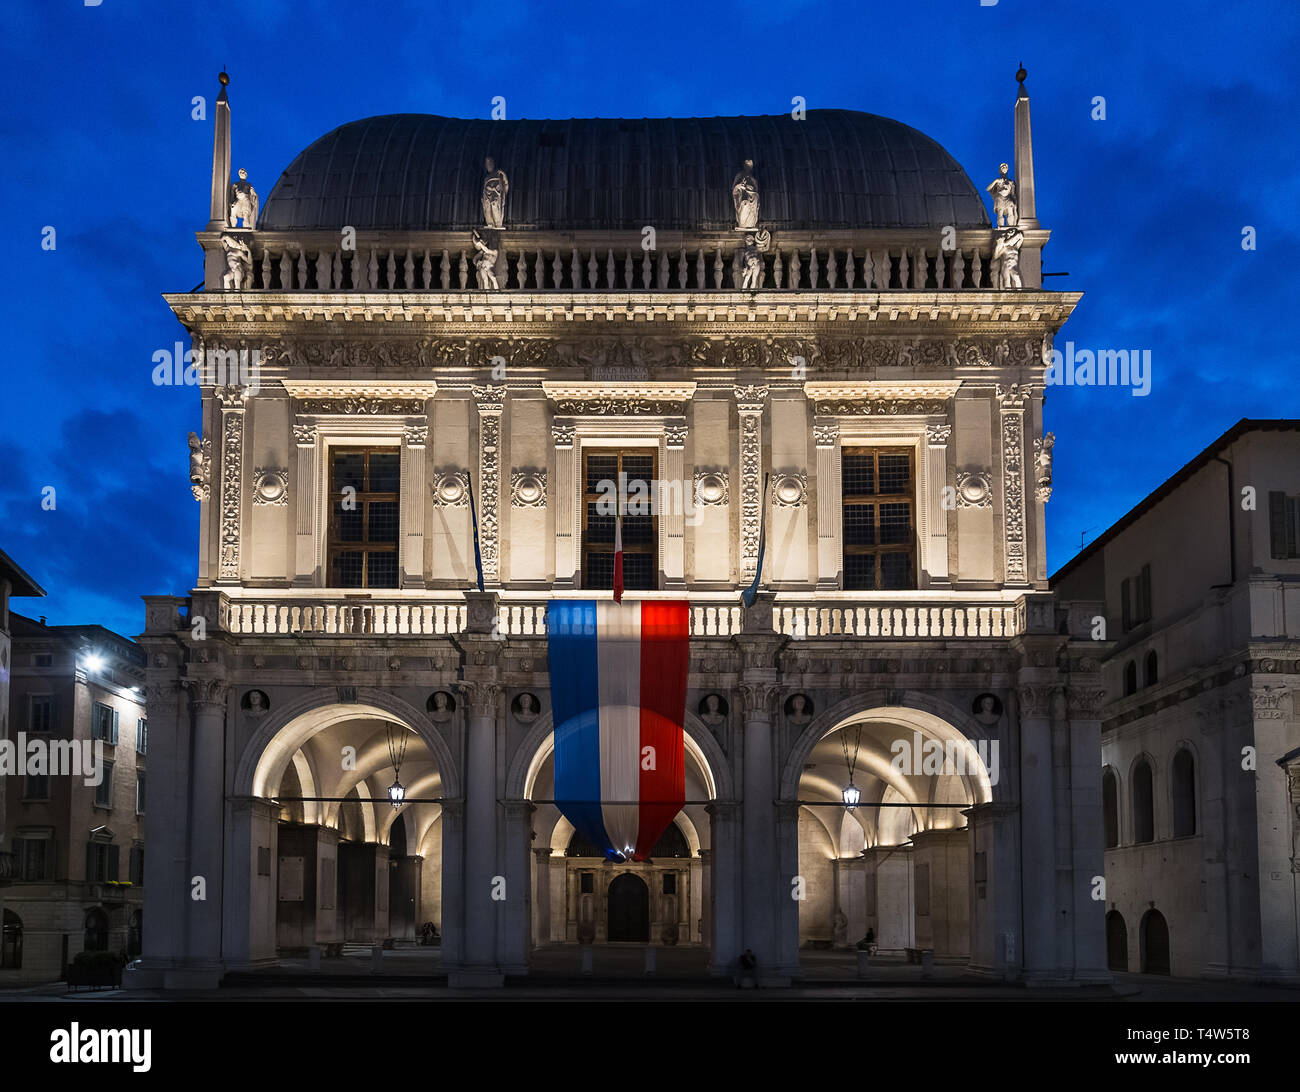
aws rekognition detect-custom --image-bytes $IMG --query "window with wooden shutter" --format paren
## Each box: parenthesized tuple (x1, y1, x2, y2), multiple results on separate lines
(328, 447, 401, 588)
(842, 447, 916, 590)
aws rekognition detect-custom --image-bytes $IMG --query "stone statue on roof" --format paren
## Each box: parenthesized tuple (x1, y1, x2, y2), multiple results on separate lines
(220, 233, 254, 290)
(229, 168, 259, 230)
(739, 230, 772, 290)
(993, 227, 1023, 290)
(986, 163, 1017, 228)
(732, 159, 759, 230)
(471, 229, 499, 289)
(482, 157, 509, 228)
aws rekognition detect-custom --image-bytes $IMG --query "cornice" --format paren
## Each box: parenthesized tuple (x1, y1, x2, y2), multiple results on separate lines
(804, 380, 963, 401)
(542, 381, 697, 402)
(163, 291, 1082, 331)
(281, 379, 439, 399)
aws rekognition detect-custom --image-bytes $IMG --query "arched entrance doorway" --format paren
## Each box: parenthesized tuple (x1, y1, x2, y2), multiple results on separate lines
(239, 698, 451, 966)
(607, 874, 650, 942)
(514, 715, 726, 963)
(1106, 910, 1127, 971)
(789, 703, 995, 965)
(1140, 909, 1170, 974)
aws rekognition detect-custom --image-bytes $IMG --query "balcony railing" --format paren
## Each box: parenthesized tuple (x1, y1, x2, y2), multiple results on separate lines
(217, 591, 1033, 640)
(208, 229, 1012, 295)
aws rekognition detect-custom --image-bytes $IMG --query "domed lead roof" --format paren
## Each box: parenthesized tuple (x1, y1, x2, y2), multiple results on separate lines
(259, 109, 988, 232)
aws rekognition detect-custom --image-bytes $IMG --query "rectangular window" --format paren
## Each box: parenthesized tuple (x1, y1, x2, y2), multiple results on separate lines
(95, 761, 114, 809)
(86, 843, 120, 883)
(328, 447, 401, 588)
(91, 702, 119, 745)
(34, 653, 52, 667)
(129, 846, 145, 887)
(1270, 492, 1300, 559)
(29, 696, 53, 733)
(841, 447, 916, 590)
(1134, 563, 1152, 625)
(136, 717, 147, 755)
(18, 838, 53, 881)
(1120, 577, 1132, 632)
(23, 774, 49, 801)
(136, 773, 146, 815)
(663, 873, 677, 896)
(581, 449, 658, 591)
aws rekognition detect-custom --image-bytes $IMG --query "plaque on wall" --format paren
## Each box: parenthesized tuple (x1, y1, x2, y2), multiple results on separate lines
(278, 856, 305, 902)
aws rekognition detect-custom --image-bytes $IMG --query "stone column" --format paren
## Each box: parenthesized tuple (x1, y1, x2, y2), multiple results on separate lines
(999, 386, 1030, 588)
(215, 385, 249, 585)
(663, 418, 688, 589)
(691, 854, 706, 945)
(452, 592, 504, 986)
(734, 385, 768, 582)
(177, 678, 228, 987)
(125, 667, 188, 988)
(707, 803, 741, 975)
(964, 801, 1020, 979)
(733, 594, 790, 984)
(925, 422, 951, 585)
(1065, 678, 1111, 982)
(834, 856, 868, 948)
(813, 418, 841, 590)
(224, 795, 279, 968)
(551, 421, 577, 587)
(472, 386, 505, 588)
(500, 800, 534, 974)
(401, 422, 428, 588)
(292, 421, 318, 585)
(533, 847, 553, 946)
(438, 799, 466, 970)
(1014, 661, 1059, 981)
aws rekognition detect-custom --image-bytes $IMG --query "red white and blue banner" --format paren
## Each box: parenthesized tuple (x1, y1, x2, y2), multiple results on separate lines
(547, 600, 689, 860)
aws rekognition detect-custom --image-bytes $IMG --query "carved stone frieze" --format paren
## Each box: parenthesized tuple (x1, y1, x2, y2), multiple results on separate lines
(813, 399, 949, 416)
(299, 397, 425, 415)
(218, 404, 244, 579)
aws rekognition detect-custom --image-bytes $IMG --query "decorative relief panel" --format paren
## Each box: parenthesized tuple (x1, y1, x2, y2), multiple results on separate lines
(926, 423, 952, 444)
(218, 406, 245, 580)
(511, 469, 547, 508)
(694, 469, 729, 507)
(431, 470, 470, 507)
(292, 422, 317, 446)
(474, 386, 504, 584)
(1001, 411, 1027, 583)
(772, 471, 808, 508)
(251, 466, 289, 506)
(955, 470, 993, 509)
(404, 424, 429, 446)
(734, 385, 768, 578)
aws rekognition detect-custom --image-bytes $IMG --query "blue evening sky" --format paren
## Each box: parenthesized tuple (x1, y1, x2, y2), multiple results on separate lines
(1, 0, 1296, 637)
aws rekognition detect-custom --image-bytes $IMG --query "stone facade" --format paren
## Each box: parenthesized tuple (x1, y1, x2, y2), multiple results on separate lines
(130, 73, 1111, 989)
(1054, 421, 1300, 981)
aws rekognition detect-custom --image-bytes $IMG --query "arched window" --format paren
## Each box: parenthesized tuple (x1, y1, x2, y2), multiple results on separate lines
(1144, 650, 1158, 687)
(1172, 748, 1196, 836)
(1102, 768, 1120, 848)
(1105, 910, 1127, 972)
(83, 908, 109, 953)
(1132, 758, 1155, 844)
(1, 909, 21, 969)
(1123, 661, 1137, 696)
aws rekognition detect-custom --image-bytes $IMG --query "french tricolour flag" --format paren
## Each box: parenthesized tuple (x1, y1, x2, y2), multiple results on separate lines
(547, 599, 689, 860)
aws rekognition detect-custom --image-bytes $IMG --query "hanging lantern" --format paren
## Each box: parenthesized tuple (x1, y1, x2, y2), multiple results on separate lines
(840, 723, 864, 811)
(385, 724, 411, 809)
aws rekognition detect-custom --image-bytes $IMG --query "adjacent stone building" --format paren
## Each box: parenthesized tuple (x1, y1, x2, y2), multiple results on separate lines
(1053, 419, 1300, 981)
(131, 70, 1111, 988)
(1, 613, 147, 982)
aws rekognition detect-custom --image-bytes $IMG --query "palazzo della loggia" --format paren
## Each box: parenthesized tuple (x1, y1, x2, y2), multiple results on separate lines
(132, 70, 1111, 988)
